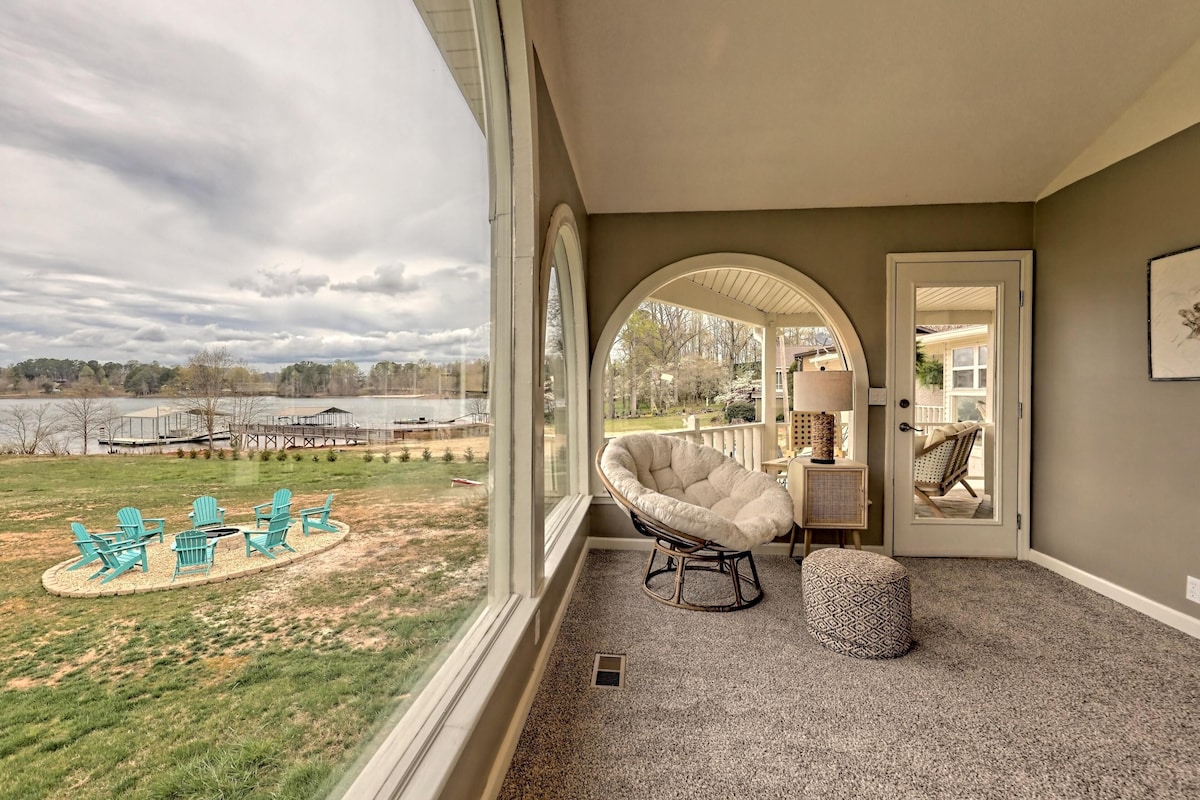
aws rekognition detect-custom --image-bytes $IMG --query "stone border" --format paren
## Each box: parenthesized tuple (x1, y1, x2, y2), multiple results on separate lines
(42, 521, 349, 598)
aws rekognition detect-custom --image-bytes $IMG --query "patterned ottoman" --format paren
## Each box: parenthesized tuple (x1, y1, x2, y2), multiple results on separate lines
(801, 548, 912, 658)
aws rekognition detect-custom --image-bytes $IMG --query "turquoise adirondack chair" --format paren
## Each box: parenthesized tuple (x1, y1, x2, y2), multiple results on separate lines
(88, 534, 149, 585)
(188, 496, 226, 529)
(171, 529, 217, 581)
(116, 507, 165, 544)
(243, 512, 295, 560)
(68, 522, 120, 571)
(298, 493, 336, 536)
(253, 488, 292, 529)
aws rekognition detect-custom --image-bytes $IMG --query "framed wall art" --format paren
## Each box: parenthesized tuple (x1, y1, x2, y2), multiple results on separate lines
(1148, 244, 1200, 380)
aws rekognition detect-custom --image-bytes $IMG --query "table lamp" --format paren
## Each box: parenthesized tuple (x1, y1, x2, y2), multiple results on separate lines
(793, 368, 853, 464)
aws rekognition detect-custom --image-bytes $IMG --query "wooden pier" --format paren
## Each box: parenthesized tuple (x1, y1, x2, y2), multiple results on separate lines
(234, 421, 490, 450)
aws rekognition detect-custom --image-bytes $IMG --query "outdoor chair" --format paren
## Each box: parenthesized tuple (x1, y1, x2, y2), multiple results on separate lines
(912, 422, 982, 517)
(68, 522, 120, 572)
(243, 512, 295, 560)
(116, 506, 166, 544)
(171, 529, 217, 581)
(188, 496, 226, 529)
(88, 534, 150, 585)
(253, 488, 292, 529)
(597, 433, 793, 611)
(298, 493, 336, 535)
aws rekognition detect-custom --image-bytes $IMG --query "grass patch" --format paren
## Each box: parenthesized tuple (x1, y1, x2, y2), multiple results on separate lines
(0, 452, 489, 799)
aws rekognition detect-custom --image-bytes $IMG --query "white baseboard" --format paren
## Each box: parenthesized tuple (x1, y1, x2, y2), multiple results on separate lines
(1026, 549, 1200, 641)
(586, 536, 652, 551)
(587, 536, 885, 557)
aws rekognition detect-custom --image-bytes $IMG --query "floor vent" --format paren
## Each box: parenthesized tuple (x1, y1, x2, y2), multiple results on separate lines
(591, 653, 625, 688)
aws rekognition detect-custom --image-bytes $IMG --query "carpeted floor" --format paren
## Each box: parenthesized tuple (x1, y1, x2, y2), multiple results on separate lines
(499, 550, 1200, 799)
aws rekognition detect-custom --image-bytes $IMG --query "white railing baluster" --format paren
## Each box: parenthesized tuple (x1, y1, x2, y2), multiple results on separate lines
(605, 422, 765, 472)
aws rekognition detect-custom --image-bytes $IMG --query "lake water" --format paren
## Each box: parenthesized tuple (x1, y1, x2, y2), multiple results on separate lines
(0, 395, 475, 454)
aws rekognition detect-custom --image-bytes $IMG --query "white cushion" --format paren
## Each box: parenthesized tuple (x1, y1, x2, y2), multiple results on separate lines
(601, 433, 793, 551)
(922, 421, 977, 450)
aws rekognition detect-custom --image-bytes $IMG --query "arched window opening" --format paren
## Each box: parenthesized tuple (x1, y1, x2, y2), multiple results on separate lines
(591, 255, 867, 485)
(540, 206, 588, 550)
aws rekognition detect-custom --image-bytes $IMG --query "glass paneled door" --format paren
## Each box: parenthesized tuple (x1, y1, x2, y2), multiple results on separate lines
(889, 252, 1031, 557)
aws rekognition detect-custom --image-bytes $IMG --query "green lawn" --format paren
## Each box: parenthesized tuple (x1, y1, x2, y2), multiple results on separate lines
(0, 451, 489, 800)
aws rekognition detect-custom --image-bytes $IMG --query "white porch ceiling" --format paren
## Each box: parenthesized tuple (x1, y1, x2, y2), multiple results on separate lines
(546, 0, 1200, 213)
(649, 269, 823, 328)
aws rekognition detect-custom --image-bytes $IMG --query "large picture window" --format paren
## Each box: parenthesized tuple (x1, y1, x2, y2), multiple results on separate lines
(0, 2, 496, 797)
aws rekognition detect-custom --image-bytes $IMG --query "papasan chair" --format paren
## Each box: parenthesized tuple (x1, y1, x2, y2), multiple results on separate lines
(596, 433, 794, 611)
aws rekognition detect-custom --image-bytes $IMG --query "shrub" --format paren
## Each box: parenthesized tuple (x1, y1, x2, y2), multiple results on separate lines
(230, 448, 240, 461)
(363, 450, 375, 462)
(421, 447, 432, 462)
(188, 449, 198, 460)
(441, 448, 454, 463)
(326, 449, 338, 462)
(276, 449, 288, 461)
(312, 453, 320, 462)
(381, 451, 392, 463)
(724, 401, 756, 424)
(293, 452, 304, 461)
(464, 447, 475, 463)
(259, 449, 272, 462)
(217, 448, 227, 460)
(176, 449, 185, 459)
(399, 447, 411, 462)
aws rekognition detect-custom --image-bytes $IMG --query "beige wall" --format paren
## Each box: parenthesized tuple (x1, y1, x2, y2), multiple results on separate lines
(534, 48, 589, 264)
(1033, 121, 1200, 617)
(586, 204, 1034, 545)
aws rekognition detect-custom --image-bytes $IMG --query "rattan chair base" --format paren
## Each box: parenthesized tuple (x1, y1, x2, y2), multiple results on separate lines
(642, 538, 764, 612)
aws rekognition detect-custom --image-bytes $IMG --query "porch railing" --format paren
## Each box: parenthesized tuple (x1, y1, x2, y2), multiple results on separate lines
(914, 405, 944, 425)
(605, 421, 770, 472)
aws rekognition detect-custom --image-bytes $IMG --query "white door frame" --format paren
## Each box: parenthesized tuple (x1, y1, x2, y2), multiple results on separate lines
(883, 251, 1033, 559)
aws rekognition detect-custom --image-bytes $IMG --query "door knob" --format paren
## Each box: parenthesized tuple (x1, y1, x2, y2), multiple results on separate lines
(898, 422, 924, 433)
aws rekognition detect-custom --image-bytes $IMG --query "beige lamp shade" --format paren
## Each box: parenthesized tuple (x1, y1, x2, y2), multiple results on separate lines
(793, 370, 853, 464)
(792, 369, 853, 413)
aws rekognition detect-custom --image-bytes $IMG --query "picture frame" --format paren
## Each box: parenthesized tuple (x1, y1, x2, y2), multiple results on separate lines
(1148, 244, 1200, 381)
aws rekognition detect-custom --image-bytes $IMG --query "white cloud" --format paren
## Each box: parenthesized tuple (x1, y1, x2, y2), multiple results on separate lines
(0, 0, 490, 371)
(231, 267, 329, 297)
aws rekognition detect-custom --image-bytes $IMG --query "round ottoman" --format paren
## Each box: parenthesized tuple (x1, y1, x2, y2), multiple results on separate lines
(801, 548, 912, 659)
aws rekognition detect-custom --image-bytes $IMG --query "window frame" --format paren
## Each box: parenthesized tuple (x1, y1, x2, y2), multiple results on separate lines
(336, 0, 538, 795)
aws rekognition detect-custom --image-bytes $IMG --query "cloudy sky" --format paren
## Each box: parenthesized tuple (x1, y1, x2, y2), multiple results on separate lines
(0, 0, 490, 371)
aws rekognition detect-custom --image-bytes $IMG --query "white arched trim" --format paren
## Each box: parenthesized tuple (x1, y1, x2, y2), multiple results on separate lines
(589, 252, 869, 491)
(539, 204, 591, 513)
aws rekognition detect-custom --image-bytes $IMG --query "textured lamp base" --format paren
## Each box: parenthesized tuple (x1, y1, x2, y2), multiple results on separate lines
(812, 412, 836, 464)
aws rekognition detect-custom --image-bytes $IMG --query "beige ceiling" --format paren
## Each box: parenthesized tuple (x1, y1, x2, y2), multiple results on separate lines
(543, 0, 1200, 213)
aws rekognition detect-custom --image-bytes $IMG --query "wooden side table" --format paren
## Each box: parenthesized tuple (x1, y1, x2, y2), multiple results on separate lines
(786, 457, 868, 559)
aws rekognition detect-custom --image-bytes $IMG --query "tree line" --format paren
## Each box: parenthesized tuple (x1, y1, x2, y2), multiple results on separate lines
(3, 356, 489, 398)
(605, 301, 834, 418)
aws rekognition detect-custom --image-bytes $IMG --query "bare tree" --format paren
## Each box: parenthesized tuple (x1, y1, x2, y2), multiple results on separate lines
(178, 347, 235, 448)
(0, 402, 65, 454)
(226, 363, 270, 449)
(58, 389, 115, 455)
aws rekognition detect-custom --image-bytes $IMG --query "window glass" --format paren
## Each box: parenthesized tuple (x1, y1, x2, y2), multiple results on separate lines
(0, 2, 491, 795)
(544, 254, 570, 517)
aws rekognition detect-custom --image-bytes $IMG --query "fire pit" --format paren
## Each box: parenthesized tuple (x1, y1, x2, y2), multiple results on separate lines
(204, 527, 242, 540)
